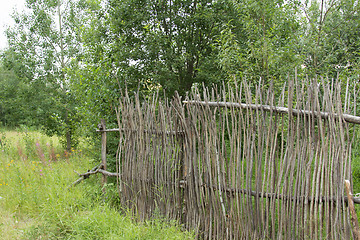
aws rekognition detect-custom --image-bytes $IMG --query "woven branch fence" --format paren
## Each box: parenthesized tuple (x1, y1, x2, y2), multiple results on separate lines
(114, 78, 359, 239)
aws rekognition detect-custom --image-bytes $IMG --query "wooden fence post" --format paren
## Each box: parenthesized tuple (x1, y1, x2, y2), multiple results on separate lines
(345, 180, 360, 240)
(100, 119, 107, 188)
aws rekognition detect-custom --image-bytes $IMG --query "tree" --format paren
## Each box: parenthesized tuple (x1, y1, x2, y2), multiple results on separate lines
(67, 0, 235, 138)
(77, 0, 231, 96)
(300, 0, 360, 77)
(3, 0, 86, 150)
(216, 0, 302, 84)
(0, 58, 58, 129)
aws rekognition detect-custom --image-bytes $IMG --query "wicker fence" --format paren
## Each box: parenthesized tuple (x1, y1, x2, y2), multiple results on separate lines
(110, 78, 359, 239)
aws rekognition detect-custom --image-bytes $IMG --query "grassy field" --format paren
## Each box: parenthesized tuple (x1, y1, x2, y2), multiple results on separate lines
(0, 129, 194, 239)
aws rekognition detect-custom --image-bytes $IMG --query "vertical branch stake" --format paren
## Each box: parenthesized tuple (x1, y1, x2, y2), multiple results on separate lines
(345, 180, 360, 240)
(100, 119, 107, 190)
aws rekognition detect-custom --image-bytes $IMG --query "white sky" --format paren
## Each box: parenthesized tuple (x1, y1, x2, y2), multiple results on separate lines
(0, 0, 27, 50)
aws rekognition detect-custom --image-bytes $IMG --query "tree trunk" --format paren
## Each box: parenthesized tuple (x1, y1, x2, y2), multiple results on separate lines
(65, 108, 72, 152)
(58, 2, 72, 152)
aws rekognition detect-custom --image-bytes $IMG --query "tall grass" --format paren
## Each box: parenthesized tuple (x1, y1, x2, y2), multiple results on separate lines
(0, 129, 194, 239)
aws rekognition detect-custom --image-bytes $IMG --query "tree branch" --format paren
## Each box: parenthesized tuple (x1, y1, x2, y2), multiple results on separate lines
(69, 163, 119, 188)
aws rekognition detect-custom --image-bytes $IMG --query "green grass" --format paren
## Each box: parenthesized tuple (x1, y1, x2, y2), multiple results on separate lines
(0, 129, 194, 239)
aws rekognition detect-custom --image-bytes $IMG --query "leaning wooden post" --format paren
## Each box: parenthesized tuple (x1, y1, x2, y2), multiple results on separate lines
(100, 119, 107, 189)
(345, 180, 360, 240)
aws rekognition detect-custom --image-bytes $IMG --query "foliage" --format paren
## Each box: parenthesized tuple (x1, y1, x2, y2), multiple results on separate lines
(2, 0, 87, 150)
(299, 0, 360, 77)
(0, 130, 194, 239)
(71, 0, 232, 104)
(3, 0, 360, 147)
(2, 0, 360, 235)
(216, 0, 302, 84)
(0, 63, 60, 133)
(105, 0, 230, 95)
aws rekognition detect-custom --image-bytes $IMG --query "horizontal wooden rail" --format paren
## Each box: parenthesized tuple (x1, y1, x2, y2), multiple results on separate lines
(121, 177, 360, 205)
(184, 100, 360, 125)
(206, 184, 360, 205)
(97, 128, 185, 135)
(96, 128, 120, 132)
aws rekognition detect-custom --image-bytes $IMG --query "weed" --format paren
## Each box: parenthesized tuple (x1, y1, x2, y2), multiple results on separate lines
(0, 129, 194, 239)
